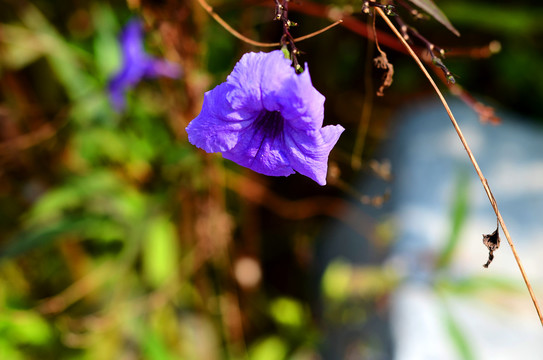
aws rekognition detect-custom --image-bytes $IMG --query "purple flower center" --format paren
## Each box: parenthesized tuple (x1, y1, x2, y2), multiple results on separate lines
(252, 110, 285, 141)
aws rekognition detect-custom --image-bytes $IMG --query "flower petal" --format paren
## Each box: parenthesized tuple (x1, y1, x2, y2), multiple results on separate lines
(186, 83, 255, 153)
(107, 18, 181, 112)
(228, 51, 306, 112)
(120, 20, 148, 64)
(275, 65, 325, 131)
(144, 59, 182, 79)
(283, 124, 345, 185)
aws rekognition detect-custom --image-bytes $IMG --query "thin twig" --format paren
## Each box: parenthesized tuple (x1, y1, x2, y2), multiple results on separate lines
(196, 0, 342, 47)
(375, 7, 543, 327)
(351, 19, 375, 170)
(292, 20, 343, 42)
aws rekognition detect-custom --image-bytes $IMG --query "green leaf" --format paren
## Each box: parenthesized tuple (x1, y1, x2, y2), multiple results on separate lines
(91, 3, 121, 81)
(26, 171, 146, 226)
(438, 275, 522, 295)
(269, 297, 306, 328)
(0, 311, 52, 346)
(75, 128, 128, 164)
(322, 260, 397, 301)
(439, 298, 475, 360)
(440, 3, 543, 35)
(0, 217, 91, 259)
(321, 260, 351, 301)
(142, 216, 179, 288)
(18, 4, 97, 99)
(436, 171, 469, 269)
(0, 25, 45, 69)
(249, 336, 288, 360)
(408, 0, 460, 36)
(142, 327, 174, 360)
(0, 338, 24, 360)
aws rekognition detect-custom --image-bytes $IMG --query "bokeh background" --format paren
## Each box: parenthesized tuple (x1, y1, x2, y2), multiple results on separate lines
(1, 0, 542, 358)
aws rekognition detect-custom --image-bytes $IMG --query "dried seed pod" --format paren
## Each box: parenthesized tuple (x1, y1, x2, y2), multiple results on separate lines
(482, 225, 500, 268)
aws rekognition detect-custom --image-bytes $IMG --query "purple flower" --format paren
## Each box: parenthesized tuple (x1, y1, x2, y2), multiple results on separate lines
(186, 50, 344, 185)
(108, 19, 181, 112)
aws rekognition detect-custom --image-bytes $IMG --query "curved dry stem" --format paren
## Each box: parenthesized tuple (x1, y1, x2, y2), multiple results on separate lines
(375, 7, 543, 327)
(291, 20, 344, 43)
(196, 0, 342, 47)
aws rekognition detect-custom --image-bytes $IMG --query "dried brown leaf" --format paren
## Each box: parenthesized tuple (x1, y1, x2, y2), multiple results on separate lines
(374, 53, 394, 96)
(482, 225, 500, 268)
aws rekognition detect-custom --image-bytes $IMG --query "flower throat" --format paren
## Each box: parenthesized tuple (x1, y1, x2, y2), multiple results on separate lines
(252, 110, 285, 141)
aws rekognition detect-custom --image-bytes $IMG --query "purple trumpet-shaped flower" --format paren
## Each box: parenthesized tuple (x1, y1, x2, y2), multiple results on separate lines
(186, 50, 344, 185)
(108, 19, 181, 112)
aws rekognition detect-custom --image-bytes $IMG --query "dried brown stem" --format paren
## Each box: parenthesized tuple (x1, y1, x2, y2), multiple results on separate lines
(196, 0, 341, 47)
(375, 7, 543, 327)
(372, 15, 394, 97)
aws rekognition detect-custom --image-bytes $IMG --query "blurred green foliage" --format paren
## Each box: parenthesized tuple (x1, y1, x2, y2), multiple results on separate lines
(0, 0, 540, 358)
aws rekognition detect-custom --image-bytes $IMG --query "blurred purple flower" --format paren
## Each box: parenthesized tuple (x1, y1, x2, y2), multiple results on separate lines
(186, 50, 344, 185)
(108, 19, 181, 111)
